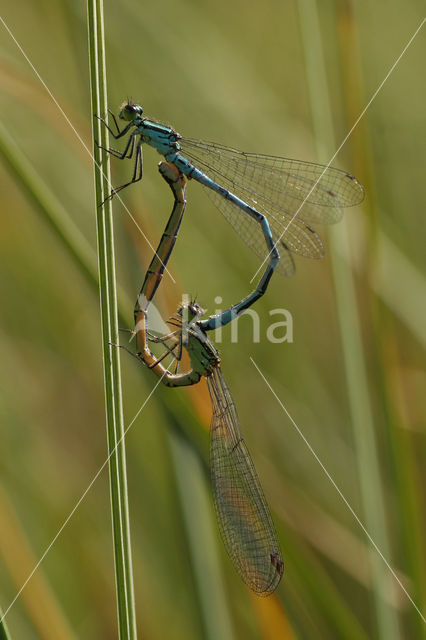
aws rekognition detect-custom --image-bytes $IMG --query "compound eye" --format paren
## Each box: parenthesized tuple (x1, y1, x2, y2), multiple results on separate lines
(119, 102, 143, 121)
(189, 302, 205, 317)
(128, 104, 143, 115)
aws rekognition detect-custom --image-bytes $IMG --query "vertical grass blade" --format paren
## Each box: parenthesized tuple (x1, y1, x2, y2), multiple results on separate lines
(278, 528, 369, 640)
(335, 6, 426, 638)
(87, 1, 137, 638)
(296, 1, 402, 637)
(169, 427, 235, 640)
(0, 607, 11, 640)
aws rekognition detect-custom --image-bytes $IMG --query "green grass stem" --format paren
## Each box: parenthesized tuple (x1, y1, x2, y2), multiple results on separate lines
(169, 427, 235, 640)
(87, 1, 137, 637)
(0, 607, 11, 640)
(296, 1, 402, 637)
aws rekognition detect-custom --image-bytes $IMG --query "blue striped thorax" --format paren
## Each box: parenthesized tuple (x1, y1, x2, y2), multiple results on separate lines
(138, 119, 181, 157)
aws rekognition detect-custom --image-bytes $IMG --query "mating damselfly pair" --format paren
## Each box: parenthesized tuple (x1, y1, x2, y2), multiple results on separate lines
(99, 103, 363, 596)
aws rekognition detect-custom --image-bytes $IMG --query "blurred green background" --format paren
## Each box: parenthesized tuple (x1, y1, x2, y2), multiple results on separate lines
(0, 0, 425, 638)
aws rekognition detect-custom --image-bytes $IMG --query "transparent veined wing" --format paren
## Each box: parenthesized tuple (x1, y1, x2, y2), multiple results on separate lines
(180, 138, 364, 222)
(180, 138, 363, 276)
(207, 366, 283, 596)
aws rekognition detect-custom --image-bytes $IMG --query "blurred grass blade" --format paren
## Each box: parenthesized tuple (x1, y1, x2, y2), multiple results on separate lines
(280, 528, 369, 640)
(373, 229, 426, 348)
(0, 119, 97, 286)
(169, 427, 235, 640)
(0, 607, 11, 640)
(335, 4, 426, 638)
(250, 593, 298, 640)
(296, 0, 402, 637)
(0, 486, 77, 640)
(87, 1, 137, 638)
(0, 118, 132, 314)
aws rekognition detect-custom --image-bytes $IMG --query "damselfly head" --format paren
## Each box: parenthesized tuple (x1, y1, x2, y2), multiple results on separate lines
(189, 301, 204, 318)
(119, 102, 143, 121)
(177, 300, 205, 321)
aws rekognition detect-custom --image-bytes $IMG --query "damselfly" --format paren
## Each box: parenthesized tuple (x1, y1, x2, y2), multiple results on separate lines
(98, 102, 364, 276)
(126, 161, 283, 596)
